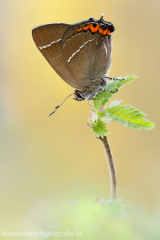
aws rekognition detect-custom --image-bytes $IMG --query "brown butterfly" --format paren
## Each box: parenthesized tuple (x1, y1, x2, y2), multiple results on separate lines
(32, 14, 120, 115)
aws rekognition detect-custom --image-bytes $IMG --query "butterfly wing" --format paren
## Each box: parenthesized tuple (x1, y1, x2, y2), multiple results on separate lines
(61, 18, 113, 89)
(32, 23, 83, 90)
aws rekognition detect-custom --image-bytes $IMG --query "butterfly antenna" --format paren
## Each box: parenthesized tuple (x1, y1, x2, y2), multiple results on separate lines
(48, 93, 75, 117)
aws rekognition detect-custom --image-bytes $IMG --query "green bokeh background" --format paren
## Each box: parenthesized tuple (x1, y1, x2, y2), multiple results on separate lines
(0, 0, 160, 238)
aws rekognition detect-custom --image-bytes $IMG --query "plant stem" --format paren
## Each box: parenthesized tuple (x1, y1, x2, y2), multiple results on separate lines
(99, 136, 117, 199)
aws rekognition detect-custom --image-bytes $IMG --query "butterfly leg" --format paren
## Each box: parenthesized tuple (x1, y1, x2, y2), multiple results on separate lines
(74, 90, 94, 112)
(100, 89, 118, 93)
(104, 77, 125, 81)
(87, 97, 94, 112)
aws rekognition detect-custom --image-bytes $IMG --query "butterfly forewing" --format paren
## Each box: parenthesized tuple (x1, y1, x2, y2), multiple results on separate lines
(32, 24, 83, 90)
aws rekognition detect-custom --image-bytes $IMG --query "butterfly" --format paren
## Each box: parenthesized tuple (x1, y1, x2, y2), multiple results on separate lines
(32, 14, 120, 115)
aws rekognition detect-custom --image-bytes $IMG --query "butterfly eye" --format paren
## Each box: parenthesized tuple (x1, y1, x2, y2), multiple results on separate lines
(74, 91, 85, 101)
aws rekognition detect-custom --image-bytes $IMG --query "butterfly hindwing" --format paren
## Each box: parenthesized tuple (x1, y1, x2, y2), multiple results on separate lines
(61, 19, 113, 89)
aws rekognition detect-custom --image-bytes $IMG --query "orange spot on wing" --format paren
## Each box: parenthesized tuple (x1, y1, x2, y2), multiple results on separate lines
(99, 27, 110, 36)
(99, 27, 104, 35)
(90, 24, 99, 33)
(83, 25, 90, 31)
(107, 29, 111, 36)
(77, 28, 82, 33)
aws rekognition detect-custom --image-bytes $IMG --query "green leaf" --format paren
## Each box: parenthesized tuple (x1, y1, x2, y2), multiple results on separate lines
(88, 117, 110, 137)
(93, 75, 137, 110)
(87, 74, 155, 136)
(102, 199, 126, 217)
(99, 104, 155, 130)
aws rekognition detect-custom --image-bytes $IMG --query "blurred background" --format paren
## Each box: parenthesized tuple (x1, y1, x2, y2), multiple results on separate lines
(0, 0, 160, 239)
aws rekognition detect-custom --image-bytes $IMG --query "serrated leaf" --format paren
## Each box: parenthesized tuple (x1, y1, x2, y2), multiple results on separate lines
(100, 104, 155, 130)
(93, 75, 137, 110)
(88, 117, 110, 137)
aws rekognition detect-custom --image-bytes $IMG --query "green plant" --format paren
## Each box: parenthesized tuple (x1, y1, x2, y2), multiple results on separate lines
(87, 75, 155, 198)
(45, 75, 155, 240)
